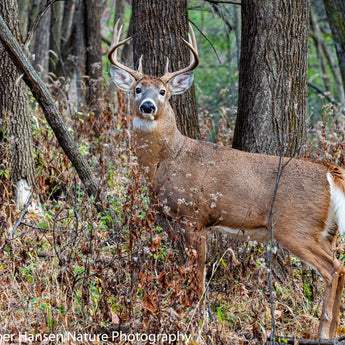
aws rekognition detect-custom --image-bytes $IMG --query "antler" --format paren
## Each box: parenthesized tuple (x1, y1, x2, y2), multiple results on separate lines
(160, 24, 199, 83)
(108, 19, 143, 80)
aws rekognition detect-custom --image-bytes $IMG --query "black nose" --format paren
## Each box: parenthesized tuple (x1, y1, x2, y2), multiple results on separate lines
(140, 101, 156, 114)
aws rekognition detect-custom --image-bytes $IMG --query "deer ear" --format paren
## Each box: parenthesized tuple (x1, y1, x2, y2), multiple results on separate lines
(110, 65, 135, 92)
(168, 72, 194, 95)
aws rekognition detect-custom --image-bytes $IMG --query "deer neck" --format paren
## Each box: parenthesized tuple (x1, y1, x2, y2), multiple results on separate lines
(133, 103, 184, 180)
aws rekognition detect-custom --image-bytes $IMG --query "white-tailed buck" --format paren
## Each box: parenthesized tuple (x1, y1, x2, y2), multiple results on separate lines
(109, 20, 345, 339)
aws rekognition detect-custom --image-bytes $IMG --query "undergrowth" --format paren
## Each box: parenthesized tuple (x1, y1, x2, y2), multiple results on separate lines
(0, 92, 344, 345)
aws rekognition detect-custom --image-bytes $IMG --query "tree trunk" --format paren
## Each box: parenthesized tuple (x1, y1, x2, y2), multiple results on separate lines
(322, 0, 345, 94)
(309, 9, 345, 107)
(0, 0, 36, 209)
(61, 0, 74, 42)
(56, 0, 75, 80)
(132, 0, 200, 139)
(17, 0, 30, 37)
(32, 0, 51, 80)
(232, 0, 309, 156)
(85, 0, 103, 118)
(28, 0, 40, 38)
(73, 0, 86, 109)
(49, 1, 63, 75)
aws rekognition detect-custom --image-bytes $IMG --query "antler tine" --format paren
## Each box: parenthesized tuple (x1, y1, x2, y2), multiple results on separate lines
(108, 19, 143, 80)
(161, 24, 199, 83)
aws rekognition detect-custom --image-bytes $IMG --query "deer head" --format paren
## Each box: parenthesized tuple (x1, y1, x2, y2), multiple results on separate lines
(108, 19, 199, 121)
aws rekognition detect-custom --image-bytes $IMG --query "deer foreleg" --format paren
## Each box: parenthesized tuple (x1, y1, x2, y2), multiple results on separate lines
(184, 222, 207, 299)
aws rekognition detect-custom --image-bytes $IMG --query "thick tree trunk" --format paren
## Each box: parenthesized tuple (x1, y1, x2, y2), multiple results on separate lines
(232, 0, 309, 156)
(322, 0, 345, 95)
(132, 0, 200, 139)
(0, 0, 36, 209)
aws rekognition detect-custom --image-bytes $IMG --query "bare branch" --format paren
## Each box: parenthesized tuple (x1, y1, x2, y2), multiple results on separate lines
(189, 19, 222, 63)
(308, 82, 340, 107)
(267, 335, 345, 344)
(204, 0, 241, 5)
(24, 0, 65, 49)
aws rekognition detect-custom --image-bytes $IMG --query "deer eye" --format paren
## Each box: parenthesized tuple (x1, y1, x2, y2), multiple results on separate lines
(135, 87, 142, 94)
(160, 89, 166, 96)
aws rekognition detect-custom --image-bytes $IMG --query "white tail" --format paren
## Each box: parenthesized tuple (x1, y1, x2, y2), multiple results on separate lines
(109, 20, 345, 339)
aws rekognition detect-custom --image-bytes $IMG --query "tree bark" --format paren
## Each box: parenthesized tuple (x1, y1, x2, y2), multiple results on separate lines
(61, 0, 73, 42)
(310, 8, 345, 106)
(232, 0, 309, 156)
(17, 0, 31, 37)
(85, 0, 103, 118)
(32, 0, 51, 80)
(0, 0, 36, 209)
(322, 0, 345, 94)
(132, 0, 200, 139)
(49, 1, 63, 75)
(0, 11, 103, 213)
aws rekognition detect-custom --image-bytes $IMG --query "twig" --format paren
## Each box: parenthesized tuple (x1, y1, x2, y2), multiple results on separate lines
(184, 247, 234, 333)
(266, 147, 294, 343)
(205, 0, 241, 5)
(0, 197, 33, 251)
(189, 19, 222, 63)
(20, 222, 50, 232)
(266, 335, 345, 344)
(308, 82, 339, 106)
(24, 0, 65, 49)
(102, 34, 111, 46)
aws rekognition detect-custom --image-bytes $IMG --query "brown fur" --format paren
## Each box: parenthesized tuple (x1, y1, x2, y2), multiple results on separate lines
(130, 77, 345, 339)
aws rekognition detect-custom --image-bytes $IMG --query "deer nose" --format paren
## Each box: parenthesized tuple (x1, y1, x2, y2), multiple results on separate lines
(140, 101, 156, 114)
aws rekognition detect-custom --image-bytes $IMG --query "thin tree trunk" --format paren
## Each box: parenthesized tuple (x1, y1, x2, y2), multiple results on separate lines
(27, 0, 40, 43)
(73, 0, 86, 109)
(310, 9, 345, 106)
(85, 0, 103, 118)
(233, 0, 309, 156)
(311, 11, 331, 95)
(132, 0, 200, 139)
(32, 0, 51, 80)
(0, 0, 36, 209)
(56, 0, 75, 79)
(61, 0, 73, 42)
(17, 0, 30, 37)
(49, 1, 63, 75)
(323, 0, 345, 94)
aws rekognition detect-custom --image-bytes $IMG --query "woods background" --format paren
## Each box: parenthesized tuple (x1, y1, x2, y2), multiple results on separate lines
(0, 0, 345, 344)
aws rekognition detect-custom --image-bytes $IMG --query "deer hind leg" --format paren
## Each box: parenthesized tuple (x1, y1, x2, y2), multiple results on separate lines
(276, 237, 342, 339)
(317, 259, 345, 339)
(328, 264, 345, 337)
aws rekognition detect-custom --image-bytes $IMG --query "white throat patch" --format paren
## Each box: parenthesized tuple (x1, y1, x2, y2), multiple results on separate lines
(133, 117, 157, 131)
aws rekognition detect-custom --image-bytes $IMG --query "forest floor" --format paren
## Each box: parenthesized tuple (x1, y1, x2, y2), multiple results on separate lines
(0, 95, 345, 345)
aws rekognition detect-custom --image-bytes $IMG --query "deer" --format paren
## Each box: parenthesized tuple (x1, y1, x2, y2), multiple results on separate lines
(108, 20, 345, 340)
